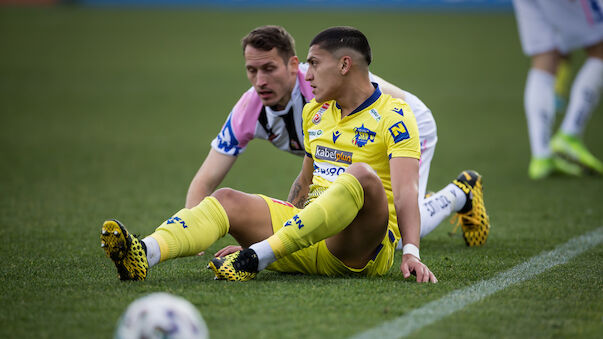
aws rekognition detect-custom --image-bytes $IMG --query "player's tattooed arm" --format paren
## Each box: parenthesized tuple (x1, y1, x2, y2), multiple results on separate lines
(288, 179, 308, 208)
(288, 155, 314, 208)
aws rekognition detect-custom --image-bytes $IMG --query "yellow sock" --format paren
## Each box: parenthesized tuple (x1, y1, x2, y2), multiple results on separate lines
(149, 196, 229, 262)
(267, 173, 364, 258)
(555, 58, 572, 99)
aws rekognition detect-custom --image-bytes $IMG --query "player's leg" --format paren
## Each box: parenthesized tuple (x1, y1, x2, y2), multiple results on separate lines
(525, 51, 567, 179)
(209, 163, 389, 280)
(209, 188, 275, 247)
(448, 170, 490, 246)
(264, 163, 387, 268)
(101, 190, 273, 281)
(148, 189, 274, 263)
(321, 163, 390, 269)
(523, 52, 583, 179)
(554, 53, 573, 113)
(418, 182, 466, 239)
(552, 41, 603, 174)
(512, 0, 582, 179)
(401, 121, 455, 241)
(415, 167, 491, 247)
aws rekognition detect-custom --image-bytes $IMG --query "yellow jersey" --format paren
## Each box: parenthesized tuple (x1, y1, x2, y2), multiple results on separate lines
(303, 84, 420, 239)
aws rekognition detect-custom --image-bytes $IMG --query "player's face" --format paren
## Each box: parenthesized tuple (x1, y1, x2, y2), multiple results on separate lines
(244, 46, 299, 109)
(304, 45, 343, 103)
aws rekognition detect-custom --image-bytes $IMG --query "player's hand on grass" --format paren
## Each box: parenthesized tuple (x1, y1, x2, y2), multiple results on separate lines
(214, 245, 243, 257)
(401, 254, 438, 283)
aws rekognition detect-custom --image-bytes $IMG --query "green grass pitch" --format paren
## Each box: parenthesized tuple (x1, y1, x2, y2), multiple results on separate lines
(0, 7, 602, 338)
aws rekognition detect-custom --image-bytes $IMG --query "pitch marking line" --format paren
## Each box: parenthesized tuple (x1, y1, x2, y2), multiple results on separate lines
(351, 226, 603, 339)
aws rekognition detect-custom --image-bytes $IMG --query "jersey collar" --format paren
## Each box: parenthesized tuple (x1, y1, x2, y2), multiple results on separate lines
(335, 82, 381, 116)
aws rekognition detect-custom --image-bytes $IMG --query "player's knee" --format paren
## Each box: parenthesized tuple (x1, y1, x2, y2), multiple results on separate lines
(531, 51, 560, 74)
(211, 188, 241, 210)
(346, 163, 383, 193)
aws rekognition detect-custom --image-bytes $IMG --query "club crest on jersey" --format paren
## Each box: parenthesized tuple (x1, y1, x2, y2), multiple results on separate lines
(312, 103, 330, 124)
(389, 121, 410, 143)
(352, 124, 376, 148)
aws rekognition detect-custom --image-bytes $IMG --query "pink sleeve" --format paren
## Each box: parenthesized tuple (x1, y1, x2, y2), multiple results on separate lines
(298, 69, 315, 101)
(230, 88, 263, 148)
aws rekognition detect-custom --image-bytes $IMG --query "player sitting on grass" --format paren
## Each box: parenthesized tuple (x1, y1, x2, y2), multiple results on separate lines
(100, 27, 488, 283)
(184, 25, 490, 248)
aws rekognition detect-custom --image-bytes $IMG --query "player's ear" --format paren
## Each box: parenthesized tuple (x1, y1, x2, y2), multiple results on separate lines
(288, 56, 299, 72)
(339, 55, 352, 75)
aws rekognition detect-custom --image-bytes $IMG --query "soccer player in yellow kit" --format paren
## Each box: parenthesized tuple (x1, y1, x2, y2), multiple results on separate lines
(100, 26, 437, 283)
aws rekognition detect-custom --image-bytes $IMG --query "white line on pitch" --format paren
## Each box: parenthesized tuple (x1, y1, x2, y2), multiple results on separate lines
(351, 226, 603, 339)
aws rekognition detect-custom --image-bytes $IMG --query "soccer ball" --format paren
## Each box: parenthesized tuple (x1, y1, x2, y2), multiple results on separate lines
(114, 292, 209, 339)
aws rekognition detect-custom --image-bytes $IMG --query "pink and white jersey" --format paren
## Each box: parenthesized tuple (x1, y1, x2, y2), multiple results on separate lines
(211, 64, 435, 161)
(211, 64, 314, 156)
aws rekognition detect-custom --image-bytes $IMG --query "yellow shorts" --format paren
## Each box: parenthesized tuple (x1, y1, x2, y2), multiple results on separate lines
(258, 195, 398, 277)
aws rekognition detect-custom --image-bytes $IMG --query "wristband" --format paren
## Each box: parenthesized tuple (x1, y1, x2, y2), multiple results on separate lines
(402, 243, 420, 260)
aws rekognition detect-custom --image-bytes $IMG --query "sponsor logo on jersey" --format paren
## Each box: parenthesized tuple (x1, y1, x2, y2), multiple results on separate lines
(308, 129, 323, 141)
(332, 130, 341, 143)
(393, 107, 404, 116)
(352, 124, 376, 148)
(369, 108, 381, 122)
(389, 121, 410, 143)
(214, 116, 242, 156)
(315, 145, 352, 164)
(312, 103, 330, 124)
(313, 161, 347, 182)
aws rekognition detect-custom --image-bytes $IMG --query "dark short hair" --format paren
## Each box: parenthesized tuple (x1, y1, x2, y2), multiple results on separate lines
(309, 26, 372, 65)
(241, 25, 296, 63)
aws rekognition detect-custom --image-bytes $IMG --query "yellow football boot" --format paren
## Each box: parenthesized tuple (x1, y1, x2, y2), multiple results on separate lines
(208, 249, 258, 281)
(100, 219, 148, 281)
(451, 170, 491, 246)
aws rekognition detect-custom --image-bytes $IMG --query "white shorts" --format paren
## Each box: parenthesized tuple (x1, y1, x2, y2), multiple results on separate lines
(512, 0, 603, 55)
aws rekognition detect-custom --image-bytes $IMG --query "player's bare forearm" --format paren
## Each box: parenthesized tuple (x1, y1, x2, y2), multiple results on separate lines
(185, 179, 215, 209)
(395, 190, 437, 283)
(185, 149, 237, 209)
(287, 176, 308, 208)
(389, 157, 435, 282)
(390, 157, 421, 248)
(288, 155, 314, 208)
(395, 194, 421, 249)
